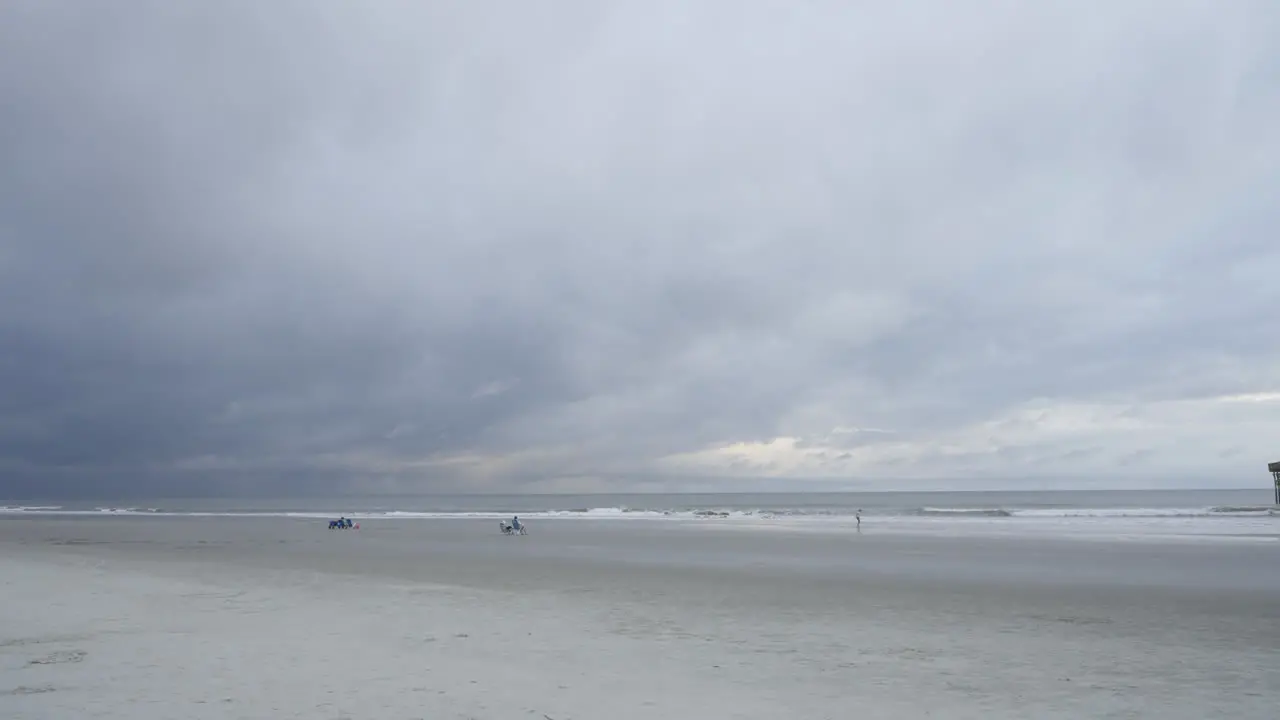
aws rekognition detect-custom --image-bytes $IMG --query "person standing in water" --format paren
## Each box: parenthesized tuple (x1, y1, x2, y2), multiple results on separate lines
(856, 509, 862, 530)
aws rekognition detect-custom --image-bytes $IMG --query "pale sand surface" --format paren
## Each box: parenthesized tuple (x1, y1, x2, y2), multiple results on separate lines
(2, 516, 1278, 719)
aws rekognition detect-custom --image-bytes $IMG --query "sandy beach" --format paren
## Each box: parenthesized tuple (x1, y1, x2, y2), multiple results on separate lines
(2, 515, 1278, 719)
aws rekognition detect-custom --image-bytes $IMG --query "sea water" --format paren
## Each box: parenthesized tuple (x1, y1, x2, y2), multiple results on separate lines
(3, 488, 1274, 517)
(4, 489, 1276, 544)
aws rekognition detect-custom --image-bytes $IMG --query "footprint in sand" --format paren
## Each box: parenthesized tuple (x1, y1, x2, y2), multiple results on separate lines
(2, 685, 59, 696)
(0, 634, 90, 648)
(27, 650, 87, 666)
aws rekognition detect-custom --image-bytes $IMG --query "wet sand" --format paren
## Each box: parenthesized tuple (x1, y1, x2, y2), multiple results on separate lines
(2, 516, 1277, 719)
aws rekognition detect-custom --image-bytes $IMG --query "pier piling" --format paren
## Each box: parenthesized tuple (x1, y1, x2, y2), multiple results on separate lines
(1270, 461, 1280, 505)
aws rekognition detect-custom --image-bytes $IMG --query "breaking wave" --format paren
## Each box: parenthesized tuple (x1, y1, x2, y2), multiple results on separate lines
(916, 507, 1013, 517)
(907, 506, 1276, 519)
(1008, 507, 1277, 518)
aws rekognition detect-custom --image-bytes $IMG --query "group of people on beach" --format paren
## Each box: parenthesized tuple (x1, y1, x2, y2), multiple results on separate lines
(320, 509, 849, 532)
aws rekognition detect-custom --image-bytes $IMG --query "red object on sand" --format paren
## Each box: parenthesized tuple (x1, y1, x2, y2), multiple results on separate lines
(354, 524, 359, 530)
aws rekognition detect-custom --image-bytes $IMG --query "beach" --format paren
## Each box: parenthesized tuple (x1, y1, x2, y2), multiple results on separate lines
(2, 513, 1278, 719)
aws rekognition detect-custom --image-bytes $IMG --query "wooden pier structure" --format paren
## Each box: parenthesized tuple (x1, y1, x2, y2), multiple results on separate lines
(1271, 460, 1280, 505)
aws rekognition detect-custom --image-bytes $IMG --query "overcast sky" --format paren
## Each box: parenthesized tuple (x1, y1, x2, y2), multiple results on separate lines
(2, 1, 1279, 498)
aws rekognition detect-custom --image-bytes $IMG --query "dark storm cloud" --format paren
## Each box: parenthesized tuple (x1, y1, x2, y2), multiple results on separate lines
(2, 1, 1279, 497)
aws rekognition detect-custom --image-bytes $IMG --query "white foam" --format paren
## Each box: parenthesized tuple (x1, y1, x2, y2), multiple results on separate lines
(1010, 507, 1276, 518)
(0, 506, 702, 520)
(918, 507, 1012, 517)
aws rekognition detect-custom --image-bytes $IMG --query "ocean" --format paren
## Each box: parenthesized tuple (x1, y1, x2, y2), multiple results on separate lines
(6, 488, 1276, 547)
(3, 488, 1275, 518)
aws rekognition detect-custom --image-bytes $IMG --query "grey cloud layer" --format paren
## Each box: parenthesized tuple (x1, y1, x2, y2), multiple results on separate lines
(2, 1, 1279, 497)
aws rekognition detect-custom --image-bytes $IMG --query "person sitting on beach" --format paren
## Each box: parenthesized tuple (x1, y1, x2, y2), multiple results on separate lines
(511, 516, 522, 533)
